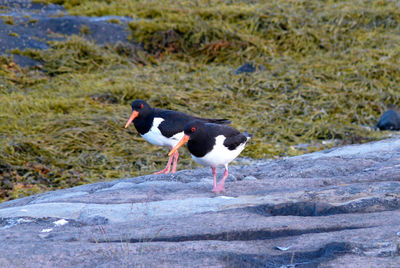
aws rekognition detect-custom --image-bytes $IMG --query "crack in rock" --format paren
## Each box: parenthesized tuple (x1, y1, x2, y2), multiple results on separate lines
(91, 226, 366, 243)
(247, 197, 400, 217)
(223, 242, 351, 268)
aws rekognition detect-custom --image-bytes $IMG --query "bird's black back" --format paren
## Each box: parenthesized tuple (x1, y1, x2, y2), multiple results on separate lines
(154, 108, 230, 138)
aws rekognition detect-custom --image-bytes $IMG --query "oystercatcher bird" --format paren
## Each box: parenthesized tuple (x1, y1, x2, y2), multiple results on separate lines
(168, 120, 251, 194)
(124, 100, 231, 174)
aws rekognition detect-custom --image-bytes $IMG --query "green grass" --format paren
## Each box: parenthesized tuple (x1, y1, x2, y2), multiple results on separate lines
(1, 0, 400, 201)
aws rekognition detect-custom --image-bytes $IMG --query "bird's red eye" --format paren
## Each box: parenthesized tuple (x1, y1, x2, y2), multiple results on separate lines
(140, 104, 144, 109)
(191, 127, 196, 132)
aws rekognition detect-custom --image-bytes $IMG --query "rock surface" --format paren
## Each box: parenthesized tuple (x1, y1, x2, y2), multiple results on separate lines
(234, 63, 256, 74)
(1, 137, 400, 267)
(0, 1, 135, 66)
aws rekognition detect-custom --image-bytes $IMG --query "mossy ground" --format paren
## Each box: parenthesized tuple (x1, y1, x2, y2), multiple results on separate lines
(1, 0, 400, 201)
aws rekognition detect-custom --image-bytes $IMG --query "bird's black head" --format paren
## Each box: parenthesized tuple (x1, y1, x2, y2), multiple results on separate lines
(131, 99, 152, 114)
(168, 120, 208, 157)
(125, 99, 152, 128)
(183, 120, 207, 140)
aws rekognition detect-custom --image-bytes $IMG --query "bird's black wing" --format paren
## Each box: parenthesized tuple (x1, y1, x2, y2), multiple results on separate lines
(155, 109, 197, 138)
(201, 118, 231, 125)
(223, 133, 248, 150)
(155, 108, 230, 138)
(208, 124, 248, 151)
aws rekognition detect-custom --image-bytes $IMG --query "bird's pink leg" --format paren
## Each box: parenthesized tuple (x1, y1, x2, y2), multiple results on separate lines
(212, 167, 228, 194)
(171, 150, 179, 173)
(211, 167, 219, 193)
(154, 153, 173, 174)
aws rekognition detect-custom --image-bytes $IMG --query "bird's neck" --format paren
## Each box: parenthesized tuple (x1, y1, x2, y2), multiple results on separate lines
(133, 110, 154, 135)
(188, 133, 214, 157)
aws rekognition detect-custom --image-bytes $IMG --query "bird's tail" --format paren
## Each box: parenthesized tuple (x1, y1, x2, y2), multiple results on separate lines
(206, 118, 231, 125)
(243, 132, 252, 140)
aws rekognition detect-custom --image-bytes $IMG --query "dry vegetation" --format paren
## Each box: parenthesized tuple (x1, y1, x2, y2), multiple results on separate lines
(1, 0, 400, 201)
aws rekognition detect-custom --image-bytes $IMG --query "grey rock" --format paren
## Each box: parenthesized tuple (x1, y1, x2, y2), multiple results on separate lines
(234, 63, 266, 74)
(243, 175, 258, 181)
(234, 62, 256, 74)
(377, 109, 400, 131)
(1, 136, 400, 267)
(78, 215, 109, 226)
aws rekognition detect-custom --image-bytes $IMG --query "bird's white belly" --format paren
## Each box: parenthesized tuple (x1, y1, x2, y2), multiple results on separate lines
(192, 135, 247, 167)
(141, 118, 184, 147)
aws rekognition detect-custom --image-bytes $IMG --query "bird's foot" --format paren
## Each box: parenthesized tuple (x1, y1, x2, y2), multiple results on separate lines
(211, 184, 226, 194)
(154, 168, 170, 175)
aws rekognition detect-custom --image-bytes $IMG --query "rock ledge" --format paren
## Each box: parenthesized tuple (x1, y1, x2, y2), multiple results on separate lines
(1, 137, 400, 267)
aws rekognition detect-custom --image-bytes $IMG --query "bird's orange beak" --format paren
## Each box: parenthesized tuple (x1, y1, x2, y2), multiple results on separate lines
(168, 134, 190, 156)
(124, 110, 139, 128)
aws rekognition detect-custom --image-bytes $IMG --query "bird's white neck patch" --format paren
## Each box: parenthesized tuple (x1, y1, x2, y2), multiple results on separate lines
(152, 117, 165, 128)
(141, 117, 184, 147)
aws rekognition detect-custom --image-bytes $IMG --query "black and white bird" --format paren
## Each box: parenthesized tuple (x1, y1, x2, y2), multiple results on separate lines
(168, 120, 251, 194)
(124, 100, 230, 174)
